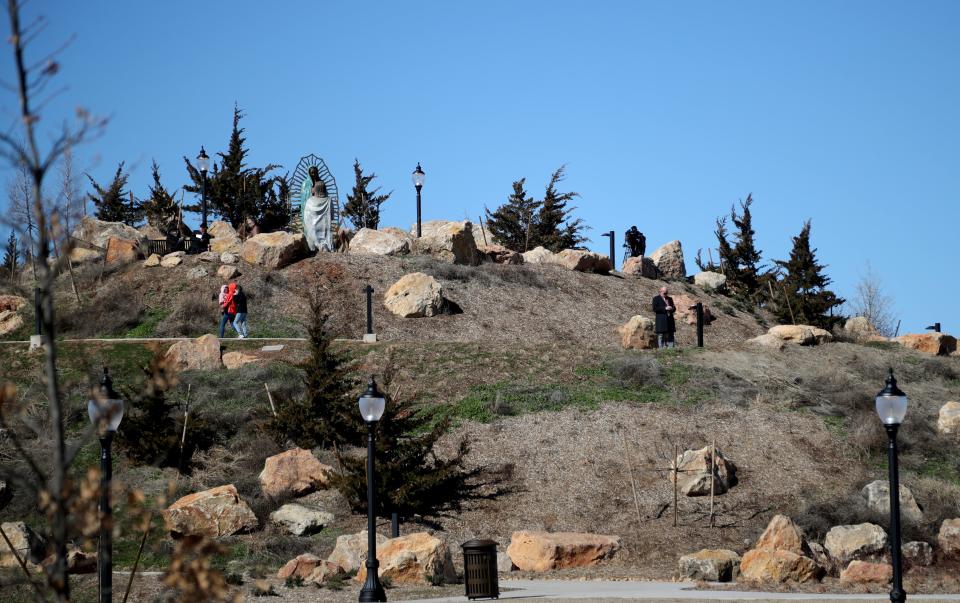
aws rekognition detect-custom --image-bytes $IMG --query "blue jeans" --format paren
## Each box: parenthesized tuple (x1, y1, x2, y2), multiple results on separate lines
(218, 313, 235, 338)
(233, 313, 248, 338)
(657, 333, 675, 348)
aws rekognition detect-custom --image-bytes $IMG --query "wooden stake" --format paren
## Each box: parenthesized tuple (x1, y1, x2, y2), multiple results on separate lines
(781, 284, 797, 325)
(0, 523, 43, 599)
(121, 513, 152, 603)
(619, 430, 643, 529)
(673, 443, 679, 527)
(178, 384, 191, 475)
(709, 437, 716, 528)
(264, 382, 277, 417)
(478, 216, 488, 246)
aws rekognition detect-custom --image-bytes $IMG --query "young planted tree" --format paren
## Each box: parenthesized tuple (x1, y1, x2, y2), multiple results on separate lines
(2, 230, 19, 281)
(342, 159, 391, 230)
(773, 220, 844, 328)
(485, 178, 540, 252)
(533, 165, 587, 252)
(849, 263, 897, 337)
(87, 161, 139, 225)
(140, 160, 179, 231)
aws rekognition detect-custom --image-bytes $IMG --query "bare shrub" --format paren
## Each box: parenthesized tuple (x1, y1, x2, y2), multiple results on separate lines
(57, 280, 145, 337)
(607, 354, 663, 387)
(847, 263, 897, 337)
(157, 292, 218, 337)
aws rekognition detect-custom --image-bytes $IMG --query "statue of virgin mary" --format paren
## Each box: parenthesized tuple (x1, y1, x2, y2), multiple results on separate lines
(301, 166, 333, 252)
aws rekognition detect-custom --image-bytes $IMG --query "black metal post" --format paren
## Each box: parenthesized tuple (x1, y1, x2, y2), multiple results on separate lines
(391, 512, 399, 538)
(415, 185, 422, 239)
(34, 287, 41, 335)
(365, 285, 374, 335)
(926, 322, 941, 333)
(359, 421, 386, 602)
(885, 424, 906, 603)
(695, 302, 704, 348)
(601, 231, 615, 267)
(98, 433, 114, 603)
(200, 171, 208, 230)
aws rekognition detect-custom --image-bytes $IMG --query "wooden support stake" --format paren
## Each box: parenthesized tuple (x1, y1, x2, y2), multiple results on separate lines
(264, 382, 277, 417)
(0, 523, 43, 599)
(478, 216, 488, 246)
(781, 284, 797, 325)
(178, 384, 191, 475)
(121, 512, 152, 603)
(709, 437, 716, 528)
(673, 443, 679, 527)
(619, 430, 643, 529)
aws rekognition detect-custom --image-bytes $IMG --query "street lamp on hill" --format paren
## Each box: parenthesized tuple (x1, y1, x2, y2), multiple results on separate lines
(876, 368, 908, 603)
(358, 377, 387, 603)
(412, 163, 425, 238)
(197, 147, 210, 229)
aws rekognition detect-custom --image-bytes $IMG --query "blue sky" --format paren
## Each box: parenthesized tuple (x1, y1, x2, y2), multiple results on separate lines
(2, 1, 958, 334)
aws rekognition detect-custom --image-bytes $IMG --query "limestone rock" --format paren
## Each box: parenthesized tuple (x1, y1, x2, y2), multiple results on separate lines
(0, 521, 46, 567)
(938, 401, 960, 435)
(472, 223, 498, 248)
(549, 249, 612, 274)
(384, 272, 446, 318)
(478, 244, 523, 265)
(356, 531, 457, 586)
(259, 447, 332, 499)
(210, 234, 242, 255)
(163, 485, 258, 538)
(269, 503, 333, 536)
(277, 553, 323, 580)
(670, 446, 737, 497)
(621, 255, 658, 278)
(69, 246, 102, 264)
(208, 221, 237, 240)
(748, 333, 786, 351)
(410, 220, 478, 265)
(938, 518, 960, 557)
(160, 254, 183, 268)
(222, 351, 259, 370)
(506, 531, 622, 572)
(678, 549, 740, 582)
(860, 480, 923, 524)
(903, 541, 934, 567)
(350, 227, 411, 256)
(220, 252, 238, 265)
(0, 311, 24, 338)
(186, 266, 208, 280)
(71, 216, 145, 249)
(693, 271, 727, 291)
(649, 240, 686, 280)
(739, 549, 820, 583)
(807, 542, 833, 575)
(105, 237, 142, 264)
(896, 332, 958, 356)
(824, 523, 887, 565)
(197, 251, 219, 262)
(0, 295, 26, 313)
(328, 531, 389, 573)
(768, 324, 833, 345)
(752, 515, 808, 555)
(217, 265, 241, 280)
(618, 315, 657, 350)
(673, 294, 715, 326)
(521, 246, 555, 264)
(143, 254, 161, 267)
(165, 334, 222, 371)
(839, 560, 891, 584)
(844, 317, 885, 342)
(304, 561, 347, 585)
(241, 232, 306, 269)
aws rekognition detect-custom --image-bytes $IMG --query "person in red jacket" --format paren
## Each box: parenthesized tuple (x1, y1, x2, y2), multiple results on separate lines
(218, 282, 237, 338)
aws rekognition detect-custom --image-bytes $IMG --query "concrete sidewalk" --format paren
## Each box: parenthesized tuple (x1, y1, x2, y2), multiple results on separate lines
(395, 579, 960, 603)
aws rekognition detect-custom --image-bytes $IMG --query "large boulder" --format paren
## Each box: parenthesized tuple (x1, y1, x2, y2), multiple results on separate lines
(670, 446, 737, 496)
(506, 531, 622, 572)
(673, 294, 715, 326)
(824, 523, 887, 565)
(748, 333, 786, 350)
(208, 221, 236, 240)
(160, 253, 183, 268)
(939, 518, 960, 557)
(478, 244, 523, 265)
(71, 216, 145, 249)
(860, 480, 923, 524)
(739, 549, 820, 583)
(678, 549, 740, 582)
(384, 272, 446, 318)
(896, 332, 957, 356)
(752, 515, 809, 555)
(617, 315, 657, 350)
(162, 484, 258, 537)
(648, 240, 686, 280)
(621, 256, 658, 278)
(843, 317, 886, 342)
(221, 350, 258, 370)
(69, 246, 102, 264)
(548, 249, 612, 274)
(410, 220, 478, 265)
(839, 560, 891, 584)
(165, 334, 222, 371)
(217, 265, 241, 281)
(521, 246, 554, 264)
(350, 228, 412, 256)
(269, 503, 333, 536)
(938, 401, 960, 436)
(277, 553, 324, 580)
(0, 311, 24, 338)
(0, 295, 26, 313)
(328, 531, 389, 573)
(356, 532, 457, 586)
(259, 448, 333, 499)
(241, 232, 306, 269)
(693, 271, 726, 291)
(472, 223, 497, 248)
(767, 324, 833, 346)
(0, 521, 46, 567)
(143, 254, 161, 267)
(104, 237, 143, 264)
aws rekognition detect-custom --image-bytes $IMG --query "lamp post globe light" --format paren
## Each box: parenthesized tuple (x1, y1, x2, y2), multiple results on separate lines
(412, 163, 425, 238)
(359, 377, 387, 603)
(87, 367, 125, 603)
(876, 368, 908, 603)
(197, 146, 210, 229)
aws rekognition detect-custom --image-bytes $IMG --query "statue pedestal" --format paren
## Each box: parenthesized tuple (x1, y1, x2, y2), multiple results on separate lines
(29, 335, 43, 351)
(362, 333, 378, 344)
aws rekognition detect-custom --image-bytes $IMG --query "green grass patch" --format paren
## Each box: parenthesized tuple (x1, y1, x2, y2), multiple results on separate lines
(916, 455, 960, 486)
(124, 307, 171, 338)
(823, 415, 847, 437)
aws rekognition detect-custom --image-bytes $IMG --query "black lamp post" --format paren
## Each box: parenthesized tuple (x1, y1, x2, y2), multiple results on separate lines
(876, 369, 908, 603)
(358, 377, 387, 603)
(87, 367, 125, 603)
(412, 163, 425, 238)
(197, 147, 210, 229)
(601, 231, 615, 267)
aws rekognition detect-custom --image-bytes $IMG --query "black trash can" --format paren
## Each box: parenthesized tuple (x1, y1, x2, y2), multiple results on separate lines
(461, 539, 499, 600)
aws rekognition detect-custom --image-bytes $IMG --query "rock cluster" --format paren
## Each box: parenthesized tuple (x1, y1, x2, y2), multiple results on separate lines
(749, 324, 832, 348)
(895, 332, 957, 356)
(843, 316, 886, 342)
(621, 255, 658, 278)
(350, 227, 412, 256)
(739, 515, 820, 583)
(411, 220, 479, 265)
(678, 549, 740, 582)
(0, 295, 27, 337)
(860, 480, 923, 524)
(823, 523, 887, 565)
(355, 532, 457, 586)
(241, 231, 306, 269)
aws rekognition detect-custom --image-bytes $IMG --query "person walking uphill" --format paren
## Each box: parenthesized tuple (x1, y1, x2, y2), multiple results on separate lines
(652, 286, 676, 348)
(218, 283, 236, 338)
(232, 283, 249, 339)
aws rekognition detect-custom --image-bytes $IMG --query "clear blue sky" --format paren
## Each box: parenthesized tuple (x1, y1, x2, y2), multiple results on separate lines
(3, 1, 958, 334)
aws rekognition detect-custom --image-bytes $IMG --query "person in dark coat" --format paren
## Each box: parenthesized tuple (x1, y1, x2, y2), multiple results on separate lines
(652, 286, 676, 348)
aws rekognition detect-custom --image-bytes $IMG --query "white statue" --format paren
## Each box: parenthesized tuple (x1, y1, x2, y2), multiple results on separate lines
(301, 165, 333, 252)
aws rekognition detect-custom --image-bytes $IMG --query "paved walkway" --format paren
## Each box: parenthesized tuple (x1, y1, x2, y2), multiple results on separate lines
(395, 580, 960, 603)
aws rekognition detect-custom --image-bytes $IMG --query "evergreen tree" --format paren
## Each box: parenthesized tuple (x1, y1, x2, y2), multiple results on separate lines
(2, 231, 19, 281)
(773, 220, 844, 328)
(140, 160, 179, 230)
(342, 159, 391, 230)
(258, 172, 293, 233)
(729, 194, 763, 298)
(485, 179, 540, 252)
(267, 297, 360, 449)
(713, 215, 734, 274)
(533, 166, 586, 251)
(88, 162, 139, 225)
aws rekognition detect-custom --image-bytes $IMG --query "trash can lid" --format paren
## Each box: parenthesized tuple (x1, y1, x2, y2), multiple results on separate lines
(461, 539, 498, 549)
